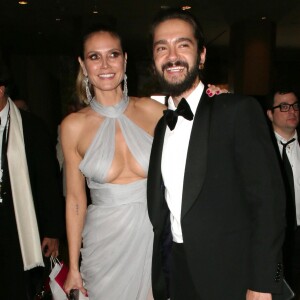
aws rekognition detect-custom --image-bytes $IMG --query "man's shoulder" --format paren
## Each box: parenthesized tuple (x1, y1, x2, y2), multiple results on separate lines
(19, 109, 48, 133)
(213, 93, 255, 103)
(212, 93, 261, 111)
(19, 110, 54, 147)
(19, 109, 43, 124)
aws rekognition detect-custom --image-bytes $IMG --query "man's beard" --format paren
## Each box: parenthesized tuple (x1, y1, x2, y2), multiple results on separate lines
(156, 58, 200, 97)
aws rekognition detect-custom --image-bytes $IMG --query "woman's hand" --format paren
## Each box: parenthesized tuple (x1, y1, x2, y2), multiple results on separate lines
(206, 84, 229, 97)
(64, 269, 88, 298)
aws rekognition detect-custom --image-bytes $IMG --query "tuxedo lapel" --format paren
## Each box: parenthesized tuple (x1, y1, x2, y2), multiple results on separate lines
(181, 91, 212, 219)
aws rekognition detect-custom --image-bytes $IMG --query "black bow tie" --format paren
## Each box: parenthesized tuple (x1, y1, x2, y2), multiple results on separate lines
(163, 98, 194, 130)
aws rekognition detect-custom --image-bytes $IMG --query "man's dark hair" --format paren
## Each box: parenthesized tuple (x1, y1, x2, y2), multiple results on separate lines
(265, 88, 299, 110)
(150, 8, 205, 54)
(0, 78, 9, 87)
(0, 66, 12, 96)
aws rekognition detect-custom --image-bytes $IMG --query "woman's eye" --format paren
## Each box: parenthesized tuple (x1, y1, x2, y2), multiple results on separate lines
(110, 51, 121, 58)
(89, 53, 99, 60)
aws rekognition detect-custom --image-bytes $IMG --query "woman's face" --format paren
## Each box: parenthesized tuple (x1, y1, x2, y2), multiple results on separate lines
(79, 31, 126, 94)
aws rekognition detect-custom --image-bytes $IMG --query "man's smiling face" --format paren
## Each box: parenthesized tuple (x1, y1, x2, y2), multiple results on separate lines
(152, 18, 206, 97)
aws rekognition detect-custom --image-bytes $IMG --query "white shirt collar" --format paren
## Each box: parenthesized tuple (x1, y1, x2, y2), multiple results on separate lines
(274, 130, 297, 144)
(0, 99, 10, 128)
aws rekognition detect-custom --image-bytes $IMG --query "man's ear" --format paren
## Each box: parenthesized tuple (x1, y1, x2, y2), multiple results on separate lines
(199, 47, 206, 66)
(0, 86, 5, 96)
(266, 109, 273, 122)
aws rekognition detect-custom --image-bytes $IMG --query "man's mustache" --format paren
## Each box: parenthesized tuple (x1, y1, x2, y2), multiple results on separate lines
(162, 60, 189, 72)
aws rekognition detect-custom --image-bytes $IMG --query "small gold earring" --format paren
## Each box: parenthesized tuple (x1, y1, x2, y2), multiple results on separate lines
(199, 63, 204, 70)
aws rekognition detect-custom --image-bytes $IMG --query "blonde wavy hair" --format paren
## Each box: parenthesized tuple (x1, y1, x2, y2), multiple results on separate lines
(76, 67, 93, 105)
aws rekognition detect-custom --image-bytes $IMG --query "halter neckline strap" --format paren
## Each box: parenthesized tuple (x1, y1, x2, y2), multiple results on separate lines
(90, 94, 129, 118)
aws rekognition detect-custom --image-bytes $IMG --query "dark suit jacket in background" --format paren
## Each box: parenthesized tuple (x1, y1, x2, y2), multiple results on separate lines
(0, 109, 65, 299)
(270, 128, 300, 295)
(147, 92, 286, 300)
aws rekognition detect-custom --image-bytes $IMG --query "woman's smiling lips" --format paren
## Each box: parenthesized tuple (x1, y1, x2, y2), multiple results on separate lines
(98, 73, 115, 79)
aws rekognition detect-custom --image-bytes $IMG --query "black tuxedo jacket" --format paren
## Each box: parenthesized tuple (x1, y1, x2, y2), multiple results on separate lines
(2, 109, 65, 240)
(0, 109, 65, 298)
(147, 91, 286, 299)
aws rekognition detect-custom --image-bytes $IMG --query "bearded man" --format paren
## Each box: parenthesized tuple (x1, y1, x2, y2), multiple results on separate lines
(147, 8, 286, 300)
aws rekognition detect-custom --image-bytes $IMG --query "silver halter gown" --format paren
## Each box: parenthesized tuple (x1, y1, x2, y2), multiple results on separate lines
(79, 97, 154, 300)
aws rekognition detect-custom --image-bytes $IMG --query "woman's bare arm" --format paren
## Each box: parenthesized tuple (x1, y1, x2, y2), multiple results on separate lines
(61, 113, 88, 297)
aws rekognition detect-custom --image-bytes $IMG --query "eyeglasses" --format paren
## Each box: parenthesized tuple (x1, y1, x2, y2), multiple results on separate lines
(272, 102, 299, 112)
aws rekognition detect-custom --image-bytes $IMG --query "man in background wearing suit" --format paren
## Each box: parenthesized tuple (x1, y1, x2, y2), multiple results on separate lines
(147, 8, 286, 300)
(0, 71, 65, 299)
(267, 89, 300, 298)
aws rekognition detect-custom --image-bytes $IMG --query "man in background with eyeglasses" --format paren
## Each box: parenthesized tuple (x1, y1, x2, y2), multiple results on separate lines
(267, 89, 300, 298)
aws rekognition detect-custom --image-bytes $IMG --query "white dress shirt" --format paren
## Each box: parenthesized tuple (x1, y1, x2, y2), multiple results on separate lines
(0, 101, 9, 183)
(275, 131, 300, 225)
(161, 82, 204, 243)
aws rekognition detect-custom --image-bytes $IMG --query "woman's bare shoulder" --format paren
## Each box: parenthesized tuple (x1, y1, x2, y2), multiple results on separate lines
(127, 97, 165, 133)
(61, 107, 92, 136)
(131, 96, 165, 115)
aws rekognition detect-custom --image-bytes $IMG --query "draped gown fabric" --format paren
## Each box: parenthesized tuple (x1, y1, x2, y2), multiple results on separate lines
(79, 96, 154, 300)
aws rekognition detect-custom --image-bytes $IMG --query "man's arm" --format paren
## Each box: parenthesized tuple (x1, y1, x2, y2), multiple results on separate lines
(41, 237, 59, 258)
(21, 111, 65, 240)
(233, 96, 285, 294)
